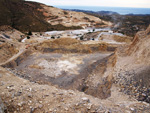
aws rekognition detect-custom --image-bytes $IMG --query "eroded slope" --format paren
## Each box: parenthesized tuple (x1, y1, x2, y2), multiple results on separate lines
(114, 25, 150, 103)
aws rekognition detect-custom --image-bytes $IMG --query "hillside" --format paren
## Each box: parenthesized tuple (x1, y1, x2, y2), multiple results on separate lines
(0, 0, 52, 32)
(40, 5, 111, 29)
(114, 25, 150, 103)
(0, 0, 111, 32)
(66, 9, 150, 36)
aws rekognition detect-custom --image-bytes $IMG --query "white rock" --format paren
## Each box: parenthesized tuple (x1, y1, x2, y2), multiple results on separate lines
(29, 88, 32, 92)
(65, 107, 69, 111)
(130, 108, 134, 111)
(87, 103, 92, 110)
(49, 108, 52, 111)
(39, 104, 43, 108)
(18, 103, 22, 107)
(29, 100, 32, 103)
(39, 101, 42, 104)
(81, 97, 89, 102)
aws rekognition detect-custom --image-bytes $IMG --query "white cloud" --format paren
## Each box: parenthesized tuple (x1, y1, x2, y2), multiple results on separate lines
(26, 0, 150, 8)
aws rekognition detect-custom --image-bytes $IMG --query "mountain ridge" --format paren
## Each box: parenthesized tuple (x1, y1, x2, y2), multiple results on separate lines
(0, 0, 111, 32)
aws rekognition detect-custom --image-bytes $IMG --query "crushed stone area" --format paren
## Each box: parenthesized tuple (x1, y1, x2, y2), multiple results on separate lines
(13, 52, 111, 86)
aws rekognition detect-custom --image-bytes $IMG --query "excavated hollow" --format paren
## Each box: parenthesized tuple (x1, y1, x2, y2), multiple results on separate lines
(3, 51, 115, 99)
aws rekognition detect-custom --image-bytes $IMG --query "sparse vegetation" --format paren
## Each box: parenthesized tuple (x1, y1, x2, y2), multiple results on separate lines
(83, 17, 90, 21)
(0, 42, 18, 63)
(113, 35, 133, 43)
(80, 36, 84, 40)
(63, 11, 68, 15)
(28, 31, 32, 35)
(36, 38, 110, 53)
(51, 36, 55, 39)
(0, 0, 82, 32)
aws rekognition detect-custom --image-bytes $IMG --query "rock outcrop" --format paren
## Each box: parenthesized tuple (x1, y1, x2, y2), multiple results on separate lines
(114, 25, 150, 103)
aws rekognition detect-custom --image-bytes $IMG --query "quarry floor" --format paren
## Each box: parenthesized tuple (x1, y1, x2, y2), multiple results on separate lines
(0, 28, 150, 112)
(9, 52, 111, 91)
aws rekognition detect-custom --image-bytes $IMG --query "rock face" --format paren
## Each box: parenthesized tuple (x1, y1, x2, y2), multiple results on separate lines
(114, 25, 150, 103)
(128, 25, 150, 64)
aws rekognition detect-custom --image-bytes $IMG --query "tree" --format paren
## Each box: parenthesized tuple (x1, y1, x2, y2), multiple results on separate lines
(51, 36, 55, 39)
(28, 31, 32, 35)
(80, 36, 84, 40)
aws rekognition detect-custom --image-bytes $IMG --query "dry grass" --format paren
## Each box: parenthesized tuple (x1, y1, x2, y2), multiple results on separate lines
(51, 38, 80, 46)
(29, 65, 45, 69)
(0, 43, 18, 63)
(113, 35, 133, 43)
(37, 38, 109, 53)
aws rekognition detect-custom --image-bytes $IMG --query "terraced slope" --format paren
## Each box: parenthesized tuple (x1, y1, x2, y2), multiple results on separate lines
(0, 0, 111, 32)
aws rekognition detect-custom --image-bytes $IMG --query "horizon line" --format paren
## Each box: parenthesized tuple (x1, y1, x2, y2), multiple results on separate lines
(53, 5, 150, 9)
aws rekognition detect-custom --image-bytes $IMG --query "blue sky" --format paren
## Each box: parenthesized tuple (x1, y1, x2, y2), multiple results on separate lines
(26, 0, 150, 8)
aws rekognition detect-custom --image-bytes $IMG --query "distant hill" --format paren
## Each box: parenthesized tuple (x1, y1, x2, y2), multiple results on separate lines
(64, 9, 150, 36)
(0, 0, 111, 32)
(64, 9, 119, 15)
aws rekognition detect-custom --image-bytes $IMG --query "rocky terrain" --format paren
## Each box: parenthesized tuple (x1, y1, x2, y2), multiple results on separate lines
(0, 24, 149, 112)
(114, 25, 150, 103)
(0, 1, 150, 113)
